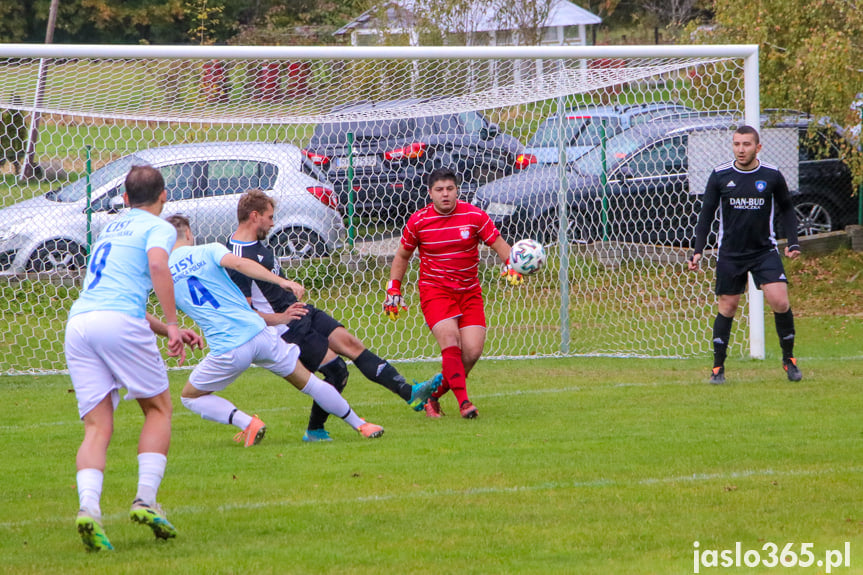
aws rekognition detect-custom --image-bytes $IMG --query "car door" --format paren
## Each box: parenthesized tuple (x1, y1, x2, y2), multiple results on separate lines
(87, 161, 205, 242)
(174, 158, 280, 244)
(456, 111, 512, 185)
(607, 136, 689, 244)
(795, 128, 854, 232)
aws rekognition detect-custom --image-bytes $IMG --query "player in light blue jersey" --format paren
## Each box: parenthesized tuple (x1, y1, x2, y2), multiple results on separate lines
(65, 166, 203, 552)
(166, 215, 384, 446)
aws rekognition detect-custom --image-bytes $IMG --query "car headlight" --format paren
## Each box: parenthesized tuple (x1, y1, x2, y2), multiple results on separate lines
(484, 202, 517, 217)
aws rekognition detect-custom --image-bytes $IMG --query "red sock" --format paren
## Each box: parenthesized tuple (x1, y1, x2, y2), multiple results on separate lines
(441, 346, 468, 405)
(432, 378, 450, 399)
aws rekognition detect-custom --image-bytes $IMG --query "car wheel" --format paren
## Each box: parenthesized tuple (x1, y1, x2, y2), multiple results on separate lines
(28, 239, 87, 273)
(793, 197, 836, 236)
(271, 227, 327, 259)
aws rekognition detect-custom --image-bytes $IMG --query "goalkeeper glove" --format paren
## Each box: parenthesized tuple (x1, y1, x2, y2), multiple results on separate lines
(383, 279, 408, 320)
(501, 260, 524, 286)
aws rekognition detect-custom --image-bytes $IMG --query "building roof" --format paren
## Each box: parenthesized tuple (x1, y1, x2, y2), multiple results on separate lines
(334, 0, 601, 37)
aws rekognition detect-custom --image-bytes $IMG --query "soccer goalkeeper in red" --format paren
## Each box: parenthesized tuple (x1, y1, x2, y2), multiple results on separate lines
(385, 167, 520, 419)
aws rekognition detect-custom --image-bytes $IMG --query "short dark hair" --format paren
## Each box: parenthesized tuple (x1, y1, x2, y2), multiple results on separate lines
(165, 214, 191, 235)
(734, 125, 760, 144)
(237, 189, 276, 223)
(427, 167, 458, 189)
(125, 165, 165, 207)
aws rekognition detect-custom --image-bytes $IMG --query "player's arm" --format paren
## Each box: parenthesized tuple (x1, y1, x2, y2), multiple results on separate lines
(148, 247, 185, 362)
(774, 172, 801, 258)
(490, 235, 512, 263)
(384, 245, 414, 320)
(248, 298, 309, 326)
(146, 312, 204, 359)
(219, 252, 305, 300)
(491, 235, 523, 285)
(689, 172, 721, 270)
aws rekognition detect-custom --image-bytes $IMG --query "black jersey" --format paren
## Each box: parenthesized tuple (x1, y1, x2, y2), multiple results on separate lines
(692, 160, 799, 260)
(226, 239, 298, 317)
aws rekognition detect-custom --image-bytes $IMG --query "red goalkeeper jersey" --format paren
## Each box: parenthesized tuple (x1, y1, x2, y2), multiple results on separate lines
(400, 200, 501, 292)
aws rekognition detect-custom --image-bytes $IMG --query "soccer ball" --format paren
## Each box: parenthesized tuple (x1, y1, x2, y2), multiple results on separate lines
(510, 239, 546, 275)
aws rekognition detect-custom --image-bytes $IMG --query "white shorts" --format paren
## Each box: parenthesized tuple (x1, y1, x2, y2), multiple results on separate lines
(189, 327, 300, 393)
(65, 311, 169, 419)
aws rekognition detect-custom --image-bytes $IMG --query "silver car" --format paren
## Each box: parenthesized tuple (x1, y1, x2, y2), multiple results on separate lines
(0, 142, 345, 274)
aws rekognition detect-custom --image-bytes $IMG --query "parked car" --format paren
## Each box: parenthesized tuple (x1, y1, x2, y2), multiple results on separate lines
(303, 99, 524, 219)
(0, 142, 344, 274)
(514, 102, 694, 168)
(473, 114, 856, 246)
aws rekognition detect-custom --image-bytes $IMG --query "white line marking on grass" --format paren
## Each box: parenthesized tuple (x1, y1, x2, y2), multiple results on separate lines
(4, 466, 862, 529)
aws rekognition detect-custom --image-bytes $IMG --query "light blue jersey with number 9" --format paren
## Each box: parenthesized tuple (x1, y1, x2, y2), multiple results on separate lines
(70, 209, 177, 319)
(169, 243, 266, 356)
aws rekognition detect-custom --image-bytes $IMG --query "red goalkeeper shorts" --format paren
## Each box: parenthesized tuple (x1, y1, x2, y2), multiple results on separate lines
(419, 283, 486, 331)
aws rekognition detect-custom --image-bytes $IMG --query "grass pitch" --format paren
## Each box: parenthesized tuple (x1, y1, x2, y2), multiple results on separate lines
(1, 315, 863, 574)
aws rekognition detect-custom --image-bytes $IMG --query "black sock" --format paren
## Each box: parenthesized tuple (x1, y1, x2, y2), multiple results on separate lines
(307, 358, 349, 431)
(354, 349, 411, 401)
(774, 309, 796, 362)
(712, 313, 734, 369)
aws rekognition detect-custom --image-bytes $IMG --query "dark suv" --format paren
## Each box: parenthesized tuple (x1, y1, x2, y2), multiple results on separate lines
(303, 99, 524, 220)
(473, 114, 857, 246)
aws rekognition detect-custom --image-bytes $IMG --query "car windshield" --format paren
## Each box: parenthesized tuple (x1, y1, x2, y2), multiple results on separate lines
(529, 117, 608, 148)
(48, 154, 144, 202)
(569, 131, 647, 176)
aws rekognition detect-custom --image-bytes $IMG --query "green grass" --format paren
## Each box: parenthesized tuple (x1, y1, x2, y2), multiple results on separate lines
(1, 330, 863, 574)
(3, 249, 862, 572)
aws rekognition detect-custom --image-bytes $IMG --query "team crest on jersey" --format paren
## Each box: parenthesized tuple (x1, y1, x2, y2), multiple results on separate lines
(460, 226, 470, 239)
(755, 180, 767, 192)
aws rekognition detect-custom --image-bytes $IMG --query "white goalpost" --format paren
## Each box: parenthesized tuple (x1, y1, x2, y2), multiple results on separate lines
(0, 43, 764, 375)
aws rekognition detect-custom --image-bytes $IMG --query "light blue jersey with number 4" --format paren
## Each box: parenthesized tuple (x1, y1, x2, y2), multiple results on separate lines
(170, 243, 266, 356)
(70, 209, 177, 319)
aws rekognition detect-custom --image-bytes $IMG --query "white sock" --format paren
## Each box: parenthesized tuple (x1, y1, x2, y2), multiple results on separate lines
(300, 374, 363, 429)
(135, 452, 167, 506)
(76, 468, 103, 516)
(182, 395, 252, 430)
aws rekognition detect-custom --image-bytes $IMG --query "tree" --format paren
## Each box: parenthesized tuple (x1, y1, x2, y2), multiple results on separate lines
(639, 0, 704, 28)
(697, 0, 863, 187)
(498, 0, 556, 46)
(409, 0, 556, 46)
(0, 97, 28, 174)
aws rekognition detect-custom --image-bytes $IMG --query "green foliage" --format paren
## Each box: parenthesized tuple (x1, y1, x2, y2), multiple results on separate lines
(697, 0, 863, 187)
(0, 101, 27, 173)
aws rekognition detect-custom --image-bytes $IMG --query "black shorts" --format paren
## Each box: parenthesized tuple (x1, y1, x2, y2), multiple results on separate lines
(715, 249, 787, 296)
(280, 305, 343, 372)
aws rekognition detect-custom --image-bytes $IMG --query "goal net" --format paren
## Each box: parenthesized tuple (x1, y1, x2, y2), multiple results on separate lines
(0, 45, 763, 375)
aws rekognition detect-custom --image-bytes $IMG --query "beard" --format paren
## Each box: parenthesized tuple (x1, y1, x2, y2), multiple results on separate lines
(256, 226, 269, 241)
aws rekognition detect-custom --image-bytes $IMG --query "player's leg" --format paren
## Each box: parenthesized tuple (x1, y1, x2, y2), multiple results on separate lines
(430, 317, 478, 417)
(130, 389, 177, 539)
(710, 259, 747, 384)
(66, 312, 126, 551)
(305, 349, 345, 442)
(420, 286, 466, 416)
(753, 250, 801, 379)
(281, 325, 338, 441)
(329, 326, 439, 409)
(711, 294, 740, 383)
(762, 280, 801, 380)
(457, 288, 488, 377)
(460, 326, 486, 376)
(74, 394, 116, 552)
(180, 344, 264, 447)
(257, 329, 384, 438)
